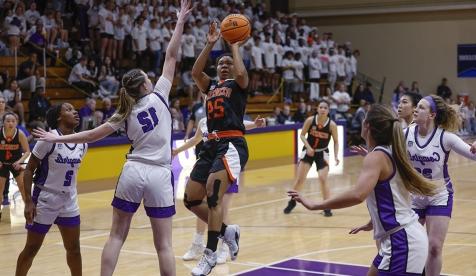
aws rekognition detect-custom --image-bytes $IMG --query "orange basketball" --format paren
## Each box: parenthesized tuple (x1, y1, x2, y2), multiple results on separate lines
(220, 14, 251, 44)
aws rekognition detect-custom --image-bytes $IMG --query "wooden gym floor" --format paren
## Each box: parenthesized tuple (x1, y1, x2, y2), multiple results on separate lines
(0, 154, 475, 275)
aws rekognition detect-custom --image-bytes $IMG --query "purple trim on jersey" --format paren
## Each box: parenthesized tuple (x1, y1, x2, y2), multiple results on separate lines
(404, 127, 410, 140)
(389, 228, 409, 273)
(373, 148, 397, 183)
(56, 129, 78, 151)
(427, 182, 453, 217)
(414, 125, 437, 149)
(439, 129, 449, 154)
(373, 254, 383, 268)
(55, 215, 80, 227)
(144, 205, 176, 218)
(153, 92, 173, 163)
(226, 182, 239, 193)
(170, 170, 175, 200)
(33, 144, 56, 186)
(111, 196, 140, 213)
(374, 181, 401, 231)
(413, 208, 426, 219)
(32, 186, 41, 204)
(25, 221, 51, 234)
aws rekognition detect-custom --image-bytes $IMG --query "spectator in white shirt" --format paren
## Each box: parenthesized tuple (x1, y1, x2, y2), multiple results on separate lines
(328, 48, 338, 91)
(261, 33, 277, 93)
(25, 2, 41, 28)
(41, 9, 57, 49)
(336, 48, 346, 82)
(114, 5, 129, 62)
(68, 57, 97, 96)
(193, 18, 207, 56)
(181, 25, 196, 72)
(332, 83, 352, 120)
(132, 16, 148, 69)
(281, 51, 296, 102)
(293, 52, 305, 100)
(148, 19, 163, 74)
(2, 80, 25, 125)
(308, 50, 322, 101)
(99, 0, 116, 60)
(250, 36, 264, 94)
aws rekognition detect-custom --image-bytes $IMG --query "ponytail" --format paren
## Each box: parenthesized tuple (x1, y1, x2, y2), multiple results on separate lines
(107, 68, 145, 125)
(430, 95, 459, 132)
(108, 87, 135, 124)
(366, 104, 436, 196)
(391, 120, 436, 196)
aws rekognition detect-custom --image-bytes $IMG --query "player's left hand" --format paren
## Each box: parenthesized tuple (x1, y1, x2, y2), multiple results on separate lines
(32, 128, 60, 143)
(287, 190, 315, 210)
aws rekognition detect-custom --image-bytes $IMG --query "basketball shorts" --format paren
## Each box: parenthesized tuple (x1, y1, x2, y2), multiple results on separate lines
(112, 161, 175, 218)
(411, 182, 453, 218)
(300, 148, 329, 171)
(373, 222, 428, 275)
(0, 164, 20, 178)
(26, 186, 80, 234)
(190, 137, 248, 185)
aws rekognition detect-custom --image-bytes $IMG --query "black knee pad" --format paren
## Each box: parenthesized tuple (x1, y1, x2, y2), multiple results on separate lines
(207, 179, 221, 208)
(183, 193, 202, 210)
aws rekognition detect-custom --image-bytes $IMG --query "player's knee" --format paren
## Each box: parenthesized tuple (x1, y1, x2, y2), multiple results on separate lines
(428, 239, 443, 257)
(206, 179, 221, 209)
(65, 242, 81, 255)
(23, 243, 42, 257)
(183, 193, 202, 210)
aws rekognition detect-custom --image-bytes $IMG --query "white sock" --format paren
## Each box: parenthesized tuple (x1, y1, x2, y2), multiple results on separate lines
(193, 232, 204, 245)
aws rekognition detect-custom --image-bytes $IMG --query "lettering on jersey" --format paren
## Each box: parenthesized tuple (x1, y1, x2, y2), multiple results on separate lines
(207, 86, 232, 99)
(407, 141, 413, 147)
(55, 154, 82, 168)
(0, 144, 19, 150)
(409, 152, 440, 165)
(310, 126, 329, 139)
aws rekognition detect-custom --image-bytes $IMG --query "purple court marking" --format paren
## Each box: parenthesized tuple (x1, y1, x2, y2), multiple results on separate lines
(238, 258, 368, 276)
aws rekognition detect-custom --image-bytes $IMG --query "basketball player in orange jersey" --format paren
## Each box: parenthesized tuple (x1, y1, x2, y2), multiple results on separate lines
(0, 112, 30, 220)
(185, 20, 249, 275)
(284, 100, 339, 216)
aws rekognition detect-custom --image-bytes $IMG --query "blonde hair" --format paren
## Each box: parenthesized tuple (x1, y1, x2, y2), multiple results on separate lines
(108, 69, 145, 124)
(366, 104, 435, 196)
(428, 95, 459, 132)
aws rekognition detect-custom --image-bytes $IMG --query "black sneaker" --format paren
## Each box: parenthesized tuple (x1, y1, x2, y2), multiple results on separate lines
(323, 209, 333, 217)
(283, 200, 296, 214)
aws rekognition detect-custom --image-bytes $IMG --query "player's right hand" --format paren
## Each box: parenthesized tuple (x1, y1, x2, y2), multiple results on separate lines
(306, 148, 315, 157)
(349, 222, 373, 234)
(24, 200, 36, 225)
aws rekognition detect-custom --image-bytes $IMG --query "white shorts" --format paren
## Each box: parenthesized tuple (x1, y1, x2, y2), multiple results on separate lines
(26, 187, 80, 234)
(112, 161, 175, 218)
(373, 222, 428, 275)
(412, 182, 453, 218)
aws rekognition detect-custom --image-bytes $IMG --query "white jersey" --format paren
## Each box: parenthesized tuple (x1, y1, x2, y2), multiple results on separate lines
(32, 130, 88, 193)
(366, 146, 418, 240)
(108, 76, 172, 167)
(405, 125, 448, 188)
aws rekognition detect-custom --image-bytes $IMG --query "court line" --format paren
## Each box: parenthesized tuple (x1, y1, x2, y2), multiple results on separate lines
(232, 243, 470, 276)
(72, 243, 262, 268)
(79, 188, 340, 241)
(243, 266, 352, 276)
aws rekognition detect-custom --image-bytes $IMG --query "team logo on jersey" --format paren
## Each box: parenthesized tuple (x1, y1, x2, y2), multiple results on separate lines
(57, 144, 63, 149)
(407, 141, 413, 147)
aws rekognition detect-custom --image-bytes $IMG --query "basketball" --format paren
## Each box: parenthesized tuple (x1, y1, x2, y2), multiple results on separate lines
(220, 14, 251, 44)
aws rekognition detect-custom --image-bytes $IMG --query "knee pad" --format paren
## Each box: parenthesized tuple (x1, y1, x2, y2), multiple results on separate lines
(183, 193, 202, 210)
(207, 179, 221, 208)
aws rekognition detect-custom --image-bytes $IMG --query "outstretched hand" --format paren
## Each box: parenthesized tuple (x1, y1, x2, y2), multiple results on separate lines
(349, 222, 373, 234)
(287, 190, 316, 210)
(207, 20, 221, 44)
(350, 145, 368, 156)
(32, 128, 60, 143)
(470, 141, 476, 154)
(176, 0, 193, 23)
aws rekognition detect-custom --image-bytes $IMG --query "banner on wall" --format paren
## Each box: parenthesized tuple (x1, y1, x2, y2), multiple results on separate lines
(457, 44, 476, 78)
